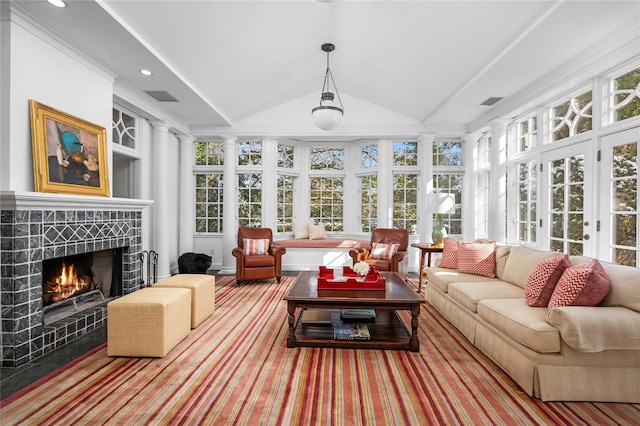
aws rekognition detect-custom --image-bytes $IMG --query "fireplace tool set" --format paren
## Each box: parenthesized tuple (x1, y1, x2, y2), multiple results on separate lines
(139, 250, 159, 287)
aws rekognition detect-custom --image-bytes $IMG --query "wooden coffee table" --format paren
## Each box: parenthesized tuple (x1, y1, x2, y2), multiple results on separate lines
(284, 271, 425, 352)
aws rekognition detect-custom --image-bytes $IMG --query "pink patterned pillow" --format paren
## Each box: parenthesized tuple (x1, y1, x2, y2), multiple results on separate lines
(456, 241, 496, 278)
(524, 254, 571, 307)
(548, 260, 611, 310)
(439, 238, 458, 269)
(370, 242, 400, 260)
(243, 238, 270, 256)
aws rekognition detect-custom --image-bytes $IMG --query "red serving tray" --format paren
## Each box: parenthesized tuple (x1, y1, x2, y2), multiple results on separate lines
(317, 266, 386, 291)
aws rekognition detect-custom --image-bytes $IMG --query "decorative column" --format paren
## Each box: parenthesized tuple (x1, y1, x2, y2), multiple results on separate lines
(151, 121, 171, 280)
(418, 133, 436, 243)
(376, 139, 393, 227)
(463, 132, 480, 241)
(219, 136, 238, 275)
(488, 119, 509, 242)
(179, 135, 195, 255)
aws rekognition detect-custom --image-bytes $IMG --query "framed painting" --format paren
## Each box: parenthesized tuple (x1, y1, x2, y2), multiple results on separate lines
(29, 100, 110, 197)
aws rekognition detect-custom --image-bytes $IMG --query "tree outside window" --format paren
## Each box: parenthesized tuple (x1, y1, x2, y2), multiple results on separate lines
(612, 67, 640, 123)
(277, 174, 294, 232)
(309, 177, 343, 231)
(238, 173, 262, 227)
(195, 173, 223, 233)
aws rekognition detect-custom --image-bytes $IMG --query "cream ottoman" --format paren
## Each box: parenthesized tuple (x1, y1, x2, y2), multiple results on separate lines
(154, 274, 216, 328)
(107, 287, 191, 357)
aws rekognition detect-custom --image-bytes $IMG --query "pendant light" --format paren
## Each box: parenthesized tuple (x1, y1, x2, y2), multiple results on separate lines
(311, 43, 344, 131)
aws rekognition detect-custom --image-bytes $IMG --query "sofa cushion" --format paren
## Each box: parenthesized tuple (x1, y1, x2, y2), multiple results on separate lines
(548, 260, 611, 309)
(448, 281, 523, 313)
(440, 238, 458, 269)
(425, 267, 501, 293)
(598, 261, 640, 313)
(370, 242, 399, 260)
(478, 299, 561, 353)
(243, 238, 269, 255)
(503, 246, 557, 288)
(547, 306, 640, 352)
(456, 241, 496, 278)
(524, 254, 571, 307)
(494, 245, 512, 281)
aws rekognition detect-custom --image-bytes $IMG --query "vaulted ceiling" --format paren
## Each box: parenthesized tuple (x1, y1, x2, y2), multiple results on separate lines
(13, 0, 640, 136)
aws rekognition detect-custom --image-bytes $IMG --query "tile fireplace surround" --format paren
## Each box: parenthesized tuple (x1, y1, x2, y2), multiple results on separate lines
(1, 192, 152, 367)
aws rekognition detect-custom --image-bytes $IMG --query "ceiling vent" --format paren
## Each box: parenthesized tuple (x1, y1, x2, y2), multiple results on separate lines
(144, 90, 179, 102)
(480, 97, 503, 106)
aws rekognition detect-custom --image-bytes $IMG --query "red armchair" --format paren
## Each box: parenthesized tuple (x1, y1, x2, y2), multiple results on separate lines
(349, 228, 409, 278)
(232, 227, 286, 283)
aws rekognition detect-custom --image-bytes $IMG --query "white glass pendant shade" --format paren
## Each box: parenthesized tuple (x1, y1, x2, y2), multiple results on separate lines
(312, 92, 343, 131)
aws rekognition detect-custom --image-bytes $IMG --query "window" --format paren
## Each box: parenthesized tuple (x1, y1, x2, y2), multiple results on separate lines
(112, 108, 136, 149)
(433, 173, 463, 235)
(238, 140, 262, 166)
(393, 141, 418, 166)
(238, 173, 262, 227)
(548, 155, 585, 255)
(310, 147, 344, 170)
(362, 144, 378, 168)
(611, 141, 638, 266)
(277, 174, 294, 232)
(195, 174, 223, 233)
(309, 177, 343, 231)
(516, 160, 537, 244)
(278, 143, 294, 168)
(392, 173, 418, 233)
(195, 141, 224, 166)
(611, 67, 640, 123)
(550, 90, 592, 142)
(360, 175, 377, 232)
(433, 140, 463, 166)
(517, 116, 537, 153)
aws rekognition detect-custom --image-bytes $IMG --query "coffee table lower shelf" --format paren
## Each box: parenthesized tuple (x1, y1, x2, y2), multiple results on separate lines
(291, 310, 412, 350)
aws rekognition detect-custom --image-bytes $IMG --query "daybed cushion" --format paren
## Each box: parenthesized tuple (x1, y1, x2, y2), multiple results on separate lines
(546, 306, 640, 352)
(478, 299, 561, 353)
(502, 246, 557, 288)
(273, 238, 370, 249)
(448, 281, 523, 313)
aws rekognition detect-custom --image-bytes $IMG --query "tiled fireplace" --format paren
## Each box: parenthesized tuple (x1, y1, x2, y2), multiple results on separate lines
(1, 192, 151, 367)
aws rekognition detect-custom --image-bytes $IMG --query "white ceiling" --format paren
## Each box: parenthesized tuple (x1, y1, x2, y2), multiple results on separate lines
(13, 0, 640, 135)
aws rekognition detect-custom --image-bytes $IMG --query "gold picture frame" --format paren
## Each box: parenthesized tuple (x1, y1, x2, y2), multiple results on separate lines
(29, 100, 110, 197)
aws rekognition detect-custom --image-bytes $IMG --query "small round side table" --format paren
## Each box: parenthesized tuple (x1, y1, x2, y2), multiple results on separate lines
(411, 243, 444, 293)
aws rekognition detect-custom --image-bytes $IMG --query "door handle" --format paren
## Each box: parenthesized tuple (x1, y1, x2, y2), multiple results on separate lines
(583, 234, 590, 240)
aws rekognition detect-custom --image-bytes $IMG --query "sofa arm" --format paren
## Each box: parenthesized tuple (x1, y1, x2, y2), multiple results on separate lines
(349, 248, 369, 264)
(547, 306, 640, 352)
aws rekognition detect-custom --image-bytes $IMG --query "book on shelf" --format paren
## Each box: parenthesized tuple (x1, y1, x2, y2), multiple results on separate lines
(340, 309, 376, 320)
(301, 308, 335, 324)
(334, 323, 371, 341)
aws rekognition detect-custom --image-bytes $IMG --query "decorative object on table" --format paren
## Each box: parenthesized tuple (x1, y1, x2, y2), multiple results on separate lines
(425, 192, 456, 246)
(311, 43, 344, 131)
(353, 261, 370, 277)
(29, 99, 110, 196)
(317, 266, 386, 290)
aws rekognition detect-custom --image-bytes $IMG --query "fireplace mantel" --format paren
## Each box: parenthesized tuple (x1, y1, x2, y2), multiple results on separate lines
(1, 191, 153, 211)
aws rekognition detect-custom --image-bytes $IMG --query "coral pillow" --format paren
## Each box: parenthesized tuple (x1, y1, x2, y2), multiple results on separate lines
(548, 260, 611, 310)
(524, 254, 571, 306)
(370, 243, 400, 260)
(243, 238, 270, 255)
(456, 241, 496, 278)
(308, 223, 327, 240)
(439, 238, 459, 269)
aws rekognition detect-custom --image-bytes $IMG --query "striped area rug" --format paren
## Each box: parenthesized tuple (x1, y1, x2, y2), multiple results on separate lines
(1, 275, 638, 425)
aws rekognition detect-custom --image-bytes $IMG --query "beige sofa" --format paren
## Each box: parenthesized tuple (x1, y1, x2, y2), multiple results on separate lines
(424, 244, 640, 402)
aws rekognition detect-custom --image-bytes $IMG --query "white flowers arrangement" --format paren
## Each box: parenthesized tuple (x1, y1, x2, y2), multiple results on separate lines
(353, 261, 370, 276)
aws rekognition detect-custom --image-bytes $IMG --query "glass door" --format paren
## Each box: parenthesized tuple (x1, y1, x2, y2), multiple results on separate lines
(598, 127, 639, 266)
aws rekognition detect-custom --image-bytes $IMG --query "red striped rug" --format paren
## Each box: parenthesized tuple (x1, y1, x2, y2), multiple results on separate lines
(1, 276, 638, 425)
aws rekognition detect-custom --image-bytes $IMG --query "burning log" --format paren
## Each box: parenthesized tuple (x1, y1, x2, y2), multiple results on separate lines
(42, 262, 95, 305)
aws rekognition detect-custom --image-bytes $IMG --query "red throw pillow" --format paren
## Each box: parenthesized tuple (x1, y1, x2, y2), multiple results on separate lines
(243, 238, 270, 255)
(439, 238, 458, 269)
(456, 241, 496, 278)
(524, 254, 571, 307)
(370, 242, 400, 260)
(548, 259, 611, 310)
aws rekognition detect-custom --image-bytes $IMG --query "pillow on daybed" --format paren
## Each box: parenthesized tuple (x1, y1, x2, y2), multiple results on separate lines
(293, 219, 310, 239)
(524, 254, 571, 307)
(370, 242, 400, 260)
(243, 238, 270, 255)
(308, 223, 327, 240)
(548, 259, 611, 310)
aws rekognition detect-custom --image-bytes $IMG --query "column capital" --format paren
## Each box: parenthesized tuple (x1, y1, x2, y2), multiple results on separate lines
(223, 135, 237, 145)
(150, 120, 171, 132)
(417, 133, 436, 144)
(178, 134, 195, 145)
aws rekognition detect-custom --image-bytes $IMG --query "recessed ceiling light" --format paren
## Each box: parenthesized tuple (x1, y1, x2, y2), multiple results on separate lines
(139, 69, 153, 76)
(46, 0, 67, 8)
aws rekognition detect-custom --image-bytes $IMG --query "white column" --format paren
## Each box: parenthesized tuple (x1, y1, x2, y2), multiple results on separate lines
(463, 133, 480, 241)
(262, 138, 278, 230)
(377, 138, 393, 227)
(488, 119, 509, 242)
(179, 135, 195, 255)
(418, 133, 436, 243)
(150, 120, 171, 280)
(219, 136, 238, 275)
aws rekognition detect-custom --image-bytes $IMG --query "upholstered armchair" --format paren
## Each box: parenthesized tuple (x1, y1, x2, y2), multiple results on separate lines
(232, 227, 286, 283)
(349, 228, 409, 278)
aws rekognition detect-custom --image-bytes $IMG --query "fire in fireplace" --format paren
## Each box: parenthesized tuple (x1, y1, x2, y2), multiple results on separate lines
(42, 258, 96, 305)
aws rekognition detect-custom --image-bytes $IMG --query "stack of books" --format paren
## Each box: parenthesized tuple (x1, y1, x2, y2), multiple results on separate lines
(333, 323, 371, 341)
